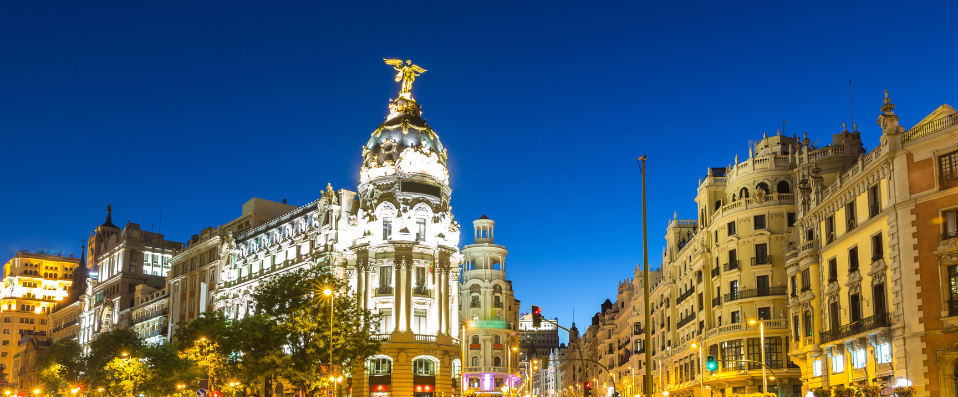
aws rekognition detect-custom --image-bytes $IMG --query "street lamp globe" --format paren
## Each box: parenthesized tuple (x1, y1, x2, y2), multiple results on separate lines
(323, 288, 333, 296)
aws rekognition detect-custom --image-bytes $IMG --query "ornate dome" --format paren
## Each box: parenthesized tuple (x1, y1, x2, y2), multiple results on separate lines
(360, 97, 449, 183)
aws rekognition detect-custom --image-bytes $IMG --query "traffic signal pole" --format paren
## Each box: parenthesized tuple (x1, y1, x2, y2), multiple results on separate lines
(538, 318, 620, 397)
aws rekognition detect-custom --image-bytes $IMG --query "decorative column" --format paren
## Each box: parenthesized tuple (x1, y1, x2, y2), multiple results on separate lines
(394, 259, 402, 333)
(363, 262, 371, 313)
(356, 260, 366, 312)
(405, 258, 413, 333)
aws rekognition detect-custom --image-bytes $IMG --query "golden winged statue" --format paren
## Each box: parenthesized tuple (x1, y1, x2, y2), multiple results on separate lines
(384, 59, 426, 98)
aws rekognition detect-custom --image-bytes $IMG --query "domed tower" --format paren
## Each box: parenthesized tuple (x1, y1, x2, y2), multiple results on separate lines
(461, 215, 519, 393)
(350, 60, 463, 397)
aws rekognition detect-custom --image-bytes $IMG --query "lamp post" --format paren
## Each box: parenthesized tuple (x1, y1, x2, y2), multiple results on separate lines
(510, 346, 518, 392)
(690, 343, 704, 397)
(324, 287, 334, 373)
(748, 319, 767, 395)
(638, 155, 652, 397)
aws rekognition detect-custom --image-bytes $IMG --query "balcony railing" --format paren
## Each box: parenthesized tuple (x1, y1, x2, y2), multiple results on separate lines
(943, 230, 958, 241)
(676, 314, 696, 330)
(752, 256, 771, 266)
(51, 319, 79, 333)
(376, 285, 393, 296)
(712, 296, 722, 307)
(412, 285, 431, 297)
(370, 334, 391, 342)
(711, 267, 721, 278)
(870, 204, 880, 217)
(414, 334, 436, 342)
(676, 288, 694, 304)
(133, 308, 169, 325)
(633, 327, 644, 335)
(950, 298, 958, 317)
(872, 253, 884, 262)
(723, 260, 739, 272)
(724, 286, 787, 302)
(470, 301, 480, 308)
(494, 301, 503, 308)
(819, 314, 894, 344)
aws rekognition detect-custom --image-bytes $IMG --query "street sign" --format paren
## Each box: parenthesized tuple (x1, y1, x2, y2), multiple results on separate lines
(196, 388, 208, 397)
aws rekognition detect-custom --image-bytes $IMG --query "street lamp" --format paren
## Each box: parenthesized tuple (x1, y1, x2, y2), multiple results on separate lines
(748, 319, 767, 395)
(690, 343, 704, 397)
(324, 287, 334, 372)
(638, 155, 652, 397)
(329, 376, 342, 397)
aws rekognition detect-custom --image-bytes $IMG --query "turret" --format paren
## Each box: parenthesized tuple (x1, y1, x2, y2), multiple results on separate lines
(474, 215, 495, 244)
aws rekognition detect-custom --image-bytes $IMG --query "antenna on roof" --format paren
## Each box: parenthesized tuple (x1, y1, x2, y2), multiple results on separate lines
(782, 120, 788, 136)
(849, 79, 855, 129)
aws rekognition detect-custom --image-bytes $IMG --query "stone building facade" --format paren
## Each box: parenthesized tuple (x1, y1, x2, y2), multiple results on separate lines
(460, 215, 521, 393)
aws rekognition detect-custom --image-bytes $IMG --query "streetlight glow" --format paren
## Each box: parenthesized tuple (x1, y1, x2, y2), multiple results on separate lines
(323, 288, 333, 296)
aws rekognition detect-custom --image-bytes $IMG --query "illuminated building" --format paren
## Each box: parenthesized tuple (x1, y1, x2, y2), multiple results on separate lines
(460, 216, 520, 393)
(0, 250, 80, 376)
(79, 207, 182, 352)
(786, 94, 958, 395)
(214, 61, 464, 397)
(167, 198, 295, 342)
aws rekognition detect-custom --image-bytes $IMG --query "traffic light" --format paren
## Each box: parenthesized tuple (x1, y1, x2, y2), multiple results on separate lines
(540, 356, 550, 368)
(531, 305, 542, 328)
(706, 355, 717, 371)
(584, 382, 592, 397)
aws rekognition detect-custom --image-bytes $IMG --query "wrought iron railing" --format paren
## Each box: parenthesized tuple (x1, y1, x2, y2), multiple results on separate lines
(712, 296, 722, 307)
(943, 231, 958, 241)
(723, 260, 739, 272)
(133, 308, 169, 325)
(752, 256, 771, 266)
(676, 288, 694, 304)
(376, 285, 393, 295)
(724, 286, 787, 302)
(819, 314, 893, 344)
(711, 267, 721, 278)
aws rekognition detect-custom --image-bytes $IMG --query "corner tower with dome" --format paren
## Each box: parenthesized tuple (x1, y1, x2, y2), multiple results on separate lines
(211, 60, 464, 397)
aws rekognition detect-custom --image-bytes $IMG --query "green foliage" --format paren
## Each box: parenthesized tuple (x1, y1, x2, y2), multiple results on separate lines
(103, 356, 147, 396)
(86, 329, 144, 387)
(250, 266, 381, 397)
(36, 340, 84, 390)
(139, 343, 197, 396)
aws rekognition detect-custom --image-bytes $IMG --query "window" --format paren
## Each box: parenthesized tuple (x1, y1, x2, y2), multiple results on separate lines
(850, 293, 862, 323)
(754, 215, 766, 230)
(804, 311, 813, 337)
(368, 358, 392, 375)
(869, 184, 882, 217)
(832, 354, 844, 373)
(806, 228, 814, 242)
(828, 258, 838, 282)
(790, 276, 798, 297)
(801, 268, 811, 291)
(944, 209, 957, 240)
(876, 343, 892, 364)
(871, 233, 884, 261)
(853, 349, 866, 369)
(729, 280, 739, 301)
(755, 243, 769, 265)
(416, 219, 426, 242)
(379, 265, 392, 287)
(383, 217, 393, 240)
(758, 307, 770, 320)
(825, 216, 835, 243)
(721, 340, 744, 370)
(730, 310, 740, 324)
(1, 340, 7, 345)
(874, 283, 887, 316)
(413, 309, 427, 334)
(727, 221, 736, 236)
(413, 358, 436, 376)
(792, 315, 800, 340)
(940, 149, 958, 190)
(813, 360, 823, 377)
(787, 212, 796, 227)
(846, 200, 857, 230)
(848, 246, 859, 273)
(829, 301, 841, 330)
(494, 357, 502, 367)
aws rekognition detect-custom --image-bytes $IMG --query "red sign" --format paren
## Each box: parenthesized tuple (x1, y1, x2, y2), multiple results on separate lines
(414, 385, 433, 393)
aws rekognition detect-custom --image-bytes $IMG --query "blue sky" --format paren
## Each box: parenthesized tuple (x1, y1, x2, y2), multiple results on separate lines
(2, 1, 956, 342)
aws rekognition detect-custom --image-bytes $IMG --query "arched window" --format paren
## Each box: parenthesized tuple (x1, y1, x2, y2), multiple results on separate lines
(777, 180, 791, 193)
(740, 187, 750, 199)
(756, 183, 769, 194)
(471, 356, 479, 366)
(494, 335, 501, 344)
(412, 357, 436, 376)
(472, 336, 479, 344)
(494, 357, 502, 367)
(367, 356, 393, 375)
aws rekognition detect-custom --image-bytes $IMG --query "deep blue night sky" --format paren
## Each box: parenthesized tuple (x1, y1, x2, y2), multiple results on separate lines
(2, 1, 956, 342)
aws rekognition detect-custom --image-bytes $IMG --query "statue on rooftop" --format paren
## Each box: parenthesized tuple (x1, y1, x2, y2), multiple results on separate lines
(384, 59, 426, 98)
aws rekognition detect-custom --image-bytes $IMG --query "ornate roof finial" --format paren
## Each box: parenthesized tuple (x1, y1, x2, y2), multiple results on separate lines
(842, 122, 848, 132)
(853, 124, 858, 132)
(776, 129, 781, 136)
(763, 131, 768, 139)
(734, 154, 739, 164)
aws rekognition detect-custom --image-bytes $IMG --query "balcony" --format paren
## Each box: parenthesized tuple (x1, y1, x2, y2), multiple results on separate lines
(376, 285, 393, 296)
(870, 204, 880, 218)
(706, 319, 788, 339)
(711, 267, 721, 278)
(51, 319, 79, 333)
(494, 301, 503, 308)
(819, 314, 894, 344)
(723, 260, 739, 272)
(676, 288, 694, 304)
(712, 297, 722, 308)
(412, 285, 432, 297)
(633, 327, 644, 335)
(949, 298, 958, 317)
(414, 334, 437, 342)
(470, 301, 480, 308)
(943, 230, 958, 241)
(370, 334, 391, 342)
(752, 256, 771, 266)
(676, 314, 696, 330)
(872, 253, 884, 262)
(133, 308, 169, 325)
(723, 286, 787, 302)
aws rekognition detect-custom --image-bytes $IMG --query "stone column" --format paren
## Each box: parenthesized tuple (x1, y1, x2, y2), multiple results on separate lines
(356, 260, 365, 312)
(394, 259, 402, 333)
(363, 263, 371, 313)
(405, 259, 413, 333)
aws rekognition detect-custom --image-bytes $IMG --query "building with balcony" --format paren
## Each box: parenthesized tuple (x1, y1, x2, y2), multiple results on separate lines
(460, 216, 521, 393)
(782, 94, 958, 396)
(130, 284, 170, 344)
(79, 207, 182, 353)
(1, 250, 81, 376)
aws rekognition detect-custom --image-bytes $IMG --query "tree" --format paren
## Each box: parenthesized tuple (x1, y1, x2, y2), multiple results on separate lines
(175, 311, 237, 390)
(103, 356, 147, 397)
(36, 340, 84, 391)
(86, 329, 144, 389)
(250, 266, 381, 397)
(139, 343, 196, 397)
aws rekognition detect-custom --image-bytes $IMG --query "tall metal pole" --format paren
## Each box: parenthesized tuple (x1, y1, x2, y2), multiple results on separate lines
(639, 155, 651, 397)
(760, 322, 767, 395)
